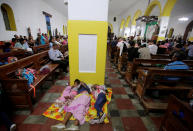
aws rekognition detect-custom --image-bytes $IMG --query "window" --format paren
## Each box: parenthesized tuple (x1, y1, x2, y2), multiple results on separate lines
(1, 3, 16, 31)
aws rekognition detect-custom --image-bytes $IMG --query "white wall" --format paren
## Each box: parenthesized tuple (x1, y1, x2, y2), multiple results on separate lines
(0, 0, 67, 41)
(167, 0, 193, 36)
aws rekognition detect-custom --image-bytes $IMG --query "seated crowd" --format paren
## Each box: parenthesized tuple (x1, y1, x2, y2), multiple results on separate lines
(0, 33, 68, 66)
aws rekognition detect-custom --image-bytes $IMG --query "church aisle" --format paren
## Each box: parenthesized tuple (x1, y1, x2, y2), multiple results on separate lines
(0, 57, 163, 131)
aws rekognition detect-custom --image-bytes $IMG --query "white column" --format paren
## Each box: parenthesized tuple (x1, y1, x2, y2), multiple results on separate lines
(158, 16, 170, 41)
(130, 25, 136, 36)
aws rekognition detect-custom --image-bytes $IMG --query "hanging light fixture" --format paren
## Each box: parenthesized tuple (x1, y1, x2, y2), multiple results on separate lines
(136, 0, 158, 23)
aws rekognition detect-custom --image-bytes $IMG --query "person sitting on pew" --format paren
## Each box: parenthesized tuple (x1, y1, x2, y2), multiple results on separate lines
(49, 36, 55, 48)
(48, 43, 68, 73)
(11, 38, 17, 47)
(187, 41, 193, 60)
(127, 41, 139, 62)
(148, 40, 158, 55)
(138, 44, 151, 59)
(40, 33, 46, 45)
(164, 51, 189, 80)
(170, 44, 186, 58)
(3, 42, 12, 53)
(55, 36, 62, 45)
(116, 37, 129, 56)
(28, 38, 35, 48)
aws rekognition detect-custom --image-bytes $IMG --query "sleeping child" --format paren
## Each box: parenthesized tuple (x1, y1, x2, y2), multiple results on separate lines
(89, 84, 107, 124)
(55, 80, 80, 112)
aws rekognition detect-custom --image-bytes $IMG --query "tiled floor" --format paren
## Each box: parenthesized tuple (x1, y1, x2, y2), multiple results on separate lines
(0, 56, 163, 131)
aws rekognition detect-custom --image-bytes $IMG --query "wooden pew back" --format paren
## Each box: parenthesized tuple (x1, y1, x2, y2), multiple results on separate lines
(32, 44, 49, 54)
(160, 95, 193, 131)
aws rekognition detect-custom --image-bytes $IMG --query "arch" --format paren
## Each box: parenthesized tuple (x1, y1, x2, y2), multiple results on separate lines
(63, 25, 65, 35)
(120, 19, 125, 30)
(183, 20, 193, 41)
(108, 22, 113, 33)
(131, 10, 142, 25)
(144, 0, 162, 16)
(1, 3, 16, 31)
(161, 0, 177, 16)
(125, 16, 131, 28)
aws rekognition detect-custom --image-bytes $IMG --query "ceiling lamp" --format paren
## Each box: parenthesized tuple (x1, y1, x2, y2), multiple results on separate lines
(136, 16, 158, 23)
(178, 17, 189, 22)
(64, 0, 68, 5)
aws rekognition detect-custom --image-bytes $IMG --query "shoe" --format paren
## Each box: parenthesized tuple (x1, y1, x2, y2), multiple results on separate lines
(10, 124, 16, 131)
(51, 123, 66, 131)
(99, 113, 106, 123)
(64, 124, 79, 130)
(89, 118, 100, 124)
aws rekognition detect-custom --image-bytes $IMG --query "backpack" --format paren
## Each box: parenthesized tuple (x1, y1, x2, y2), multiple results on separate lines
(16, 68, 36, 97)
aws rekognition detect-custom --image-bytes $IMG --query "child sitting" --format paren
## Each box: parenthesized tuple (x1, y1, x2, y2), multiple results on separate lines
(90, 84, 107, 124)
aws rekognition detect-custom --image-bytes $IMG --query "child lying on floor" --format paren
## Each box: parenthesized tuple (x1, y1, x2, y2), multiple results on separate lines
(55, 80, 80, 112)
(89, 84, 107, 124)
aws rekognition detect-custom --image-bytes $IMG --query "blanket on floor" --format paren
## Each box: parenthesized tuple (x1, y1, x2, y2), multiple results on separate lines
(43, 88, 112, 123)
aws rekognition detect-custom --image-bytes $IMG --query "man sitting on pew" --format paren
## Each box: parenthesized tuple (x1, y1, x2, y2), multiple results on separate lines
(48, 43, 68, 73)
(164, 51, 189, 80)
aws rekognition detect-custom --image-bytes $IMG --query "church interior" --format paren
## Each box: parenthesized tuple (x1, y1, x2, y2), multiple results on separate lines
(0, 0, 193, 131)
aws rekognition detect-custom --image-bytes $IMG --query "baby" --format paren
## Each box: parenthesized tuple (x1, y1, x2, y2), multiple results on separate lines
(90, 84, 107, 124)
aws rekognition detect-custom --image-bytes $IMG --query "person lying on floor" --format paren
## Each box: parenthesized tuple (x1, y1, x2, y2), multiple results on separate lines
(55, 80, 80, 112)
(53, 79, 91, 130)
(89, 84, 107, 124)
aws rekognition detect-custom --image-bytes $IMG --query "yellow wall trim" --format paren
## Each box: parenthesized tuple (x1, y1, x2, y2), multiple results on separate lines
(120, 19, 125, 30)
(125, 16, 131, 28)
(1, 3, 17, 31)
(132, 10, 142, 25)
(68, 20, 108, 85)
(144, 0, 162, 16)
(161, 0, 177, 17)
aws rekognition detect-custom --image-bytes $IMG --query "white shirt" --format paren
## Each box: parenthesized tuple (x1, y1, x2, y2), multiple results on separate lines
(48, 48, 63, 61)
(148, 44, 158, 55)
(138, 47, 151, 59)
(116, 41, 130, 56)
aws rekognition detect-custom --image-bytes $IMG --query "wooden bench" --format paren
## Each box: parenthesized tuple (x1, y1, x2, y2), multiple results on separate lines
(136, 68, 193, 111)
(125, 59, 193, 89)
(151, 54, 170, 59)
(0, 49, 27, 61)
(160, 95, 193, 131)
(0, 51, 59, 112)
(117, 52, 128, 75)
(32, 44, 49, 54)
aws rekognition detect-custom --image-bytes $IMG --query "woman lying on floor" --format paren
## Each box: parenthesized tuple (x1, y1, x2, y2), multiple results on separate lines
(60, 79, 91, 130)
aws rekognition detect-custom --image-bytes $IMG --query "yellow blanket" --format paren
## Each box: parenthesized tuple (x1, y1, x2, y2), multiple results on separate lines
(43, 88, 112, 123)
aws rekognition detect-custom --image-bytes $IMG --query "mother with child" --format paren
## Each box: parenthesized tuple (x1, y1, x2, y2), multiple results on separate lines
(52, 79, 108, 130)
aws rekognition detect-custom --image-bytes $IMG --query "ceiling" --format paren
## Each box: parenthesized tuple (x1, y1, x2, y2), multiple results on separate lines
(44, 0, 68, 16)
(44, 0, 149, 18)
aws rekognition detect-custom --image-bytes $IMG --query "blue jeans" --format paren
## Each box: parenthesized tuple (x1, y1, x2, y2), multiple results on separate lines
(94, 93, 107, 117)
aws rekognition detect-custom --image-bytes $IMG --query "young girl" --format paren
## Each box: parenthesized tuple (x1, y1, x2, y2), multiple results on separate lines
(90, 84, 107, 124)
(55, 81, 79, 112)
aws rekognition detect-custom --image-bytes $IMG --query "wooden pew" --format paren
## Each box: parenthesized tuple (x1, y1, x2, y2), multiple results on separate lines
(160, 95, 193, 131)
(125, 59, 193, 89)
(0, 51, 59, 112)
(136, 68, 193, 111)
(118, 52, 128, 75)
(113, 48, 120, 65)
(0, 49, 26, 61)
(151, 54, 170, 59)
(32, 44, 49, 54)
